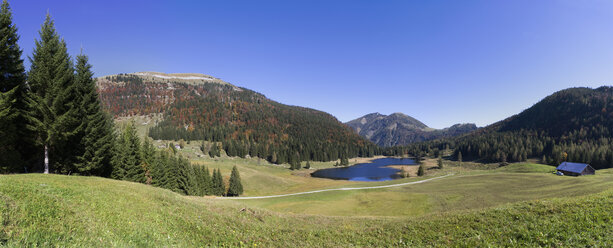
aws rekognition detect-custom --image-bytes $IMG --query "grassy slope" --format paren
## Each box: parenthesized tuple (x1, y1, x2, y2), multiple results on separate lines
(239, 166, 613, 217)
(2, 173, 613, 247)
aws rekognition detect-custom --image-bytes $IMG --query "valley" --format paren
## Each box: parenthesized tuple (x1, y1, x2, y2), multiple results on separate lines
(1, 1, 613, 246)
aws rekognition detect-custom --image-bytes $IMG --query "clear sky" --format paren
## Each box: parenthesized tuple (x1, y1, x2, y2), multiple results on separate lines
(10, 0, 613, 128)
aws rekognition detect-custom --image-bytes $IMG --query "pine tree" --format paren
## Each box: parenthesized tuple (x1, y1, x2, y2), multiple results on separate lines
(160, 151, 180, 192)
(196, 165, 210, 196)
(227, 165, 243, 196)
(340, 156, 349, 166)
(124, 122, 144, 182)
(140, 137, 156, 184)
(212, 168, 225, 196)
(417, 163, 425, 176)
(0, 0, 31, 173)
(203, 166, 212, 195)
(27, 13, 76, 174)
(437, 156, 443, 169)
(149, 151, 165, 187)
(177, 157, 195, 195)
(113, 122, 144, 182)
(110, 138, 126, 180)
(0, 87, 19, 172)
(74, 53, 115, 176)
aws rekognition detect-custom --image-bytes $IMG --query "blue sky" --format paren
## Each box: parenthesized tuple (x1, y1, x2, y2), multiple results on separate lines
(10, 0, 613, 128)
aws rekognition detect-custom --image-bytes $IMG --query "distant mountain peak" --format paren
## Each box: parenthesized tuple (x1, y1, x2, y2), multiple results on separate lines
(346, 112, 478, 146)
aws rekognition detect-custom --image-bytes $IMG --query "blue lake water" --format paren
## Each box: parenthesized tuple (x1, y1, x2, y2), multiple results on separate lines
(310, 158, 416, 181)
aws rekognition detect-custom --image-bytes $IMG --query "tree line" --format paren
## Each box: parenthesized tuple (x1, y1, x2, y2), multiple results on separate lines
(99, 67, 382, 168)
(393, 87, 613, 169)
(113, 122, 242, 196)
(0, 1, 243, 196)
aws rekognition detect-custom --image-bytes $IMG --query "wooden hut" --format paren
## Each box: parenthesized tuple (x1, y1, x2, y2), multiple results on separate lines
(556, 162, 595, 176)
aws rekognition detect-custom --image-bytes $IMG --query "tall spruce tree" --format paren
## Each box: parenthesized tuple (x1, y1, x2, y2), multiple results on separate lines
(203, 166, 212, 195)
(0, 0, 33, 172)
(27, 13, 77, 174)
(212, 168, 225, 196)
(123, 122, 144, 182)
(112, 122, 144, 182)
(177, 157, 196, 195)
(140, 137, 156, 184)
(74, 53, 115, 176)
(227, 165, 243, 196)
(0, 87, 19, 172)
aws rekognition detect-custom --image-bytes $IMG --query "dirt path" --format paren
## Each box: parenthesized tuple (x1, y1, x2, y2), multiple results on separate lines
(217, 174, 454, 200)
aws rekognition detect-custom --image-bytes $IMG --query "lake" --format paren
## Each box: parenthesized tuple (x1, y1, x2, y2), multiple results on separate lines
(310, 157, 416, 181)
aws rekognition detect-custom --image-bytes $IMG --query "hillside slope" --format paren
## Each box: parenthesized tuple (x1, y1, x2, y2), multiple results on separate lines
(412, 86, 613, 168)
(97, 72, 378, 164)
(2, 174, 613, 246)
(346, 112, 477, 146)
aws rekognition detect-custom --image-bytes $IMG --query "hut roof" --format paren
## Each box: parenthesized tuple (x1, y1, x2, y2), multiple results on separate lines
(556, 162, 591, 174)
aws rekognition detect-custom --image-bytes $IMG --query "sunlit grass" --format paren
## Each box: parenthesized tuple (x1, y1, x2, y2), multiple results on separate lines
(2, 173, 613, 247)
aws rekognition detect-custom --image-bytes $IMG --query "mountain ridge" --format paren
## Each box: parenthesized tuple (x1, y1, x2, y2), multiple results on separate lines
(405, 86, 613, 169)
(96, 72, 379, 165)
(346, 112, 477, 147)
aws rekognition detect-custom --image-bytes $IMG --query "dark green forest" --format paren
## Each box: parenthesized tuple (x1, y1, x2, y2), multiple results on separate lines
(396, 87, 613, 169)
(98, 74, 381, 167)
(112, 122, 234, 196)
(0, 1, 241, 196)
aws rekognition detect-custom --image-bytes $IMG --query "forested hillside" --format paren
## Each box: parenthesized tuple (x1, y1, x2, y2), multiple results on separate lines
(401, 87, 613, 169)
(0, 4, 243, 196)
(346, 112, 477, 146)
(97, 73, 379, 166)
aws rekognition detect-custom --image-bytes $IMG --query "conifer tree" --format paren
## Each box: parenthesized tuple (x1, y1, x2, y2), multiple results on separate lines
(112, 122, 144, 182)
(140, 137, 156, 184)
(74, 53, 115, 176)
(212, 168, 225, 196)
(110, 138, 126, 180)
(27, 13, 75, 174)
(0, 0, 31, 172)
(124, 122, 144, 182)
(417, 163, 425, 176)
(0, 86, 19, 172)
(203, 166, 212, 195)
(160, 151, 180, 191)
(177, 157, 195, 195)
(227, 165, 243, 196)
(192, 165, 205, 196)
(437, 156, 443, 169)
(149, 151, 165, 187)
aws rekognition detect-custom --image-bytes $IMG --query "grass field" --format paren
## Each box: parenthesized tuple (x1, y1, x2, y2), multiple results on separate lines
(2, 172, 613, 247)
(234, 164, 613, 216)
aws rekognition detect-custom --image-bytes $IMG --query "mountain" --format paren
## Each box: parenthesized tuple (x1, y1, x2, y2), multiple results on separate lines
(345, 112, 477, 146)
(407, 86, 613, 169)
(96, 72, 378, 165)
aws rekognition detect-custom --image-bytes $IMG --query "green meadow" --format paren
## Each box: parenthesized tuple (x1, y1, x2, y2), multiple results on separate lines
(2, 162, 613, 247)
